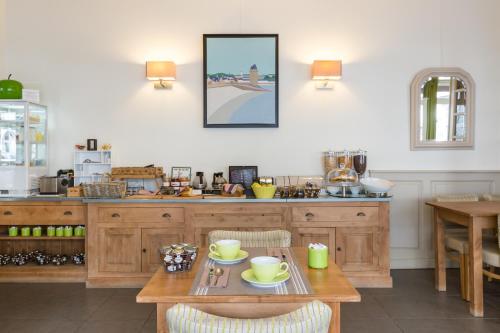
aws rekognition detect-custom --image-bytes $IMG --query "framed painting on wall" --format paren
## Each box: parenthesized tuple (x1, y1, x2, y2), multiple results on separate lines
(203, 34, 279, 128)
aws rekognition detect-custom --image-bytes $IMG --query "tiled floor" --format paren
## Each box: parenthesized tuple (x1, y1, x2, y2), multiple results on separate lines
(0, 269, 499, 332)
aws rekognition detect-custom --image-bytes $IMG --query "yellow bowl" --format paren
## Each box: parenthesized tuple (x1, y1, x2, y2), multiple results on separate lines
(252, 185, 277, 199)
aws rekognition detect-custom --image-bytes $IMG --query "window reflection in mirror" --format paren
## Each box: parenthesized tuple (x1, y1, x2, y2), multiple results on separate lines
(411, 67, 474, 150)
(419, 76, 467, 142)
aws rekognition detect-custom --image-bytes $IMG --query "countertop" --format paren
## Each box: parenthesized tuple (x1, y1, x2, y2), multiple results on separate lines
(0, 195, 391, 203)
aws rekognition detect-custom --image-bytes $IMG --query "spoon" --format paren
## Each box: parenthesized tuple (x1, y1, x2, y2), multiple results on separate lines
(214, 267, 224, 286)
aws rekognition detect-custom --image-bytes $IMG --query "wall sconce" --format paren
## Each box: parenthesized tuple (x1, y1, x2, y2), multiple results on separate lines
(146, 61, 176, 89)
(311, 60, 342, 89)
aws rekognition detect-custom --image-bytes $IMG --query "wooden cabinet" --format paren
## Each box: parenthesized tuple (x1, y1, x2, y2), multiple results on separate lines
(141, 228, 183, 273)
(0, 204, 85, 225)
(86, 201, 390, 288)
(97, 227, 141, 273)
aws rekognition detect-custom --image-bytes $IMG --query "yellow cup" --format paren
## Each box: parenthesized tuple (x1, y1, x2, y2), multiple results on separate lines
(209, 240, 241, 260)
(250, 256, 289, 282)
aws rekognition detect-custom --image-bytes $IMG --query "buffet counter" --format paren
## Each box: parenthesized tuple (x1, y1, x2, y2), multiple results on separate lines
(0, 197, 391, 288)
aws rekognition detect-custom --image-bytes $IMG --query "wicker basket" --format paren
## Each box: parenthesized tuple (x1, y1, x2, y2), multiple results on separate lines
(81, 181, 126, 199)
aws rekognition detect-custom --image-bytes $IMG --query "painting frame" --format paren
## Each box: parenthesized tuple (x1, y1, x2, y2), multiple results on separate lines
(203, 34, 279, 128)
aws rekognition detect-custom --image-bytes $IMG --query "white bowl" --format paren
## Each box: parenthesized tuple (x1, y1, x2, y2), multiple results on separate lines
(360, 177, 394, 193)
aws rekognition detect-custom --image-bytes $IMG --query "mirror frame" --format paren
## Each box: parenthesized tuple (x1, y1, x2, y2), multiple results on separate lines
(410, 67, 475, 150)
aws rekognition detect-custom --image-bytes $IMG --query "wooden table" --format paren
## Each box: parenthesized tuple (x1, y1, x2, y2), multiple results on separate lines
(426, 201, 499, 317)
(136, 247, 360, 333)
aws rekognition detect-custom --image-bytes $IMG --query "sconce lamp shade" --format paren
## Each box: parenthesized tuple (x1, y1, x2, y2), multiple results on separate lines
(146, 61, 176, 81)
(312, 60, 342, 80)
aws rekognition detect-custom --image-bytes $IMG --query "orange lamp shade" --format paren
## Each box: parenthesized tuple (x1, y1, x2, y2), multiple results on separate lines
(312, 60, 342, 80)
(146, 61, 176, 81)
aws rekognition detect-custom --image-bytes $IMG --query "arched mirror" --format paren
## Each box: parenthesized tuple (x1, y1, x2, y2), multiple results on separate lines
(410, 68, 475, 149)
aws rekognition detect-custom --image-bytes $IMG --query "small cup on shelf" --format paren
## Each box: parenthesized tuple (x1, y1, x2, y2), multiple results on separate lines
(74, 226, 84, 237)
(55, 226, 64, 237)
(8, 226, 18, 237)
(64, 226, 73, 237)
(33, 226, 42, 237)
(47, 226, 55, 237)
(21, 227, 31, 237)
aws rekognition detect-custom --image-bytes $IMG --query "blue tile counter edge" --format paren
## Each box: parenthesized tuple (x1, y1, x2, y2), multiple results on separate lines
(0, 196, 391, 203)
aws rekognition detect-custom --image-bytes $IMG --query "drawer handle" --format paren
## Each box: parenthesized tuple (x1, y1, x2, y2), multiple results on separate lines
(337, 247, 342, 251)
(3, 211, 13, 216)
(305, 212, 314, 218)
(63, 211, 73, 216)
(357, 212, 366, 217)
(142, 248, 147, 253)
(162, 213, 171, 218)
(112, 213, 121, 218)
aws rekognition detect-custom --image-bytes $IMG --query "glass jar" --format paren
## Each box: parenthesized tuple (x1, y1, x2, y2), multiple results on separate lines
(323, 151, 337, 176)
(352, 149, 368, 177)
(335, 150, 352, 169)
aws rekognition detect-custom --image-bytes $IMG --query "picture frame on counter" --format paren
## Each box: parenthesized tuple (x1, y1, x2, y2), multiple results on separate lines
(171, 167, 192, 180)
(229, 166, 258, 189)
(203, 34, 279, 128)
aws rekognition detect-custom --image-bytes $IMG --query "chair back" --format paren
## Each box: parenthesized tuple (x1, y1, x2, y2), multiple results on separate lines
(166, 301, 332, 333)
(482, 194, 500, 249)
(208, 230, 291, 248)
(435, 194, 479, 202)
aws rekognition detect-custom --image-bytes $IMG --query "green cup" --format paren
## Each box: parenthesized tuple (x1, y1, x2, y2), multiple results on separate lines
(8, 226, 18, 237)
(308, 247, 328, 269)
(64, 226, 73, 237)
(33, 226, 42, 237)
(74, 226, 84, 237)
(56, 226, 64, 237)
(47, 226, 55, 237)
(21, 227, 30, 237)
(209, 239, 241, 260)
(250, 256, 289, 282)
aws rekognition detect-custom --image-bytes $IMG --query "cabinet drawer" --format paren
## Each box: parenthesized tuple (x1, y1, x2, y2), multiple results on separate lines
(192, 214, 283, 228)
(98, 207, 184, 223)
(292, 207, 378, 223)
(0, 205, 84, 225)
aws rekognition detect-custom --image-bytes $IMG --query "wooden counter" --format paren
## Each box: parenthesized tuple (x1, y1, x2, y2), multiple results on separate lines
(0, 198, 392, 288)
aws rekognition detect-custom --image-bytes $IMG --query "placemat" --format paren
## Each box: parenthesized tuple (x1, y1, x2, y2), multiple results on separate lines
(190, 248, 313, 296)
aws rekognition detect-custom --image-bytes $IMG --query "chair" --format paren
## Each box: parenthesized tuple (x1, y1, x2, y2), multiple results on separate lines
(481, 195, 500, 283)
(436, 194, 479, 300)
(208, 230, 291, 248)
(166, 301, 332, 333)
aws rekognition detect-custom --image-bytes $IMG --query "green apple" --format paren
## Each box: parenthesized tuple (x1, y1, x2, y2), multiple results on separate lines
(0, 74, 23, 99)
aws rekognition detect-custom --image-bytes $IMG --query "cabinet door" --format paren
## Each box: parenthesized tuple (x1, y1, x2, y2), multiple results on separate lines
(97, 227, 141, 273)
(335, 227, 380, 272)
(141, 228, 184, 273)
(291, 227, 336, 257)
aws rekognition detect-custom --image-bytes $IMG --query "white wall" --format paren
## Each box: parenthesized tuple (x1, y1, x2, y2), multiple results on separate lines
(0, 0, 5, 77)
(3, 0, 500, 175)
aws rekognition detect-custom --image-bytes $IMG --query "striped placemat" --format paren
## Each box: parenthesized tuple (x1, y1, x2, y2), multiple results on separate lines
(189, 247, 313, 296)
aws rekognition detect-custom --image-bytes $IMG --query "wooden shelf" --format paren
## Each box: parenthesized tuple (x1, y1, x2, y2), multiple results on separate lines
(0, 264, 87, 282)
(0, 236, 85, 241)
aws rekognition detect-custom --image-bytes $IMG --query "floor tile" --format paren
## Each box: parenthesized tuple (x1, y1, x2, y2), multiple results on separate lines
(1, 319, 82, 333)
(395, 318, 500, 333)
(341, 294, 390, 320)
(341, 318, 402, 333)
(77, 319, 147, 333)
(88, 295, 154, 321)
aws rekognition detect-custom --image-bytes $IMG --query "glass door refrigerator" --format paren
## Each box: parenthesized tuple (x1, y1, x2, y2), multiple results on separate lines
(0, 100, 48, 196)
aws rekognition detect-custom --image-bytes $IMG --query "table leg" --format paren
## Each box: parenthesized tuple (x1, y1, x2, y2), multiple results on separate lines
(328, 302, 340, 333)
(157, 303, 174, 333)
(434, 209, 446, 291)
(468, 219, 484, 317)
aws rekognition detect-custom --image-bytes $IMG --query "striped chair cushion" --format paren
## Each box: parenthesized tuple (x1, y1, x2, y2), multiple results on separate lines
(166, 301, 332, 333)
(208, 230, 291, 248)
